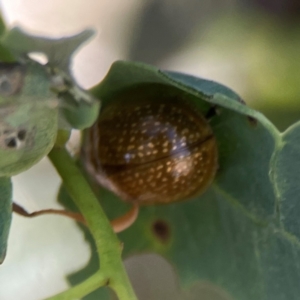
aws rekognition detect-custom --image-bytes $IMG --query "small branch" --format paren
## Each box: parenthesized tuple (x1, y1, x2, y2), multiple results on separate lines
(45, 271, 108, 300)
(13, 202, 86, 224)
(13, 202, 139, 233)
(112, 204, 139, 233)
(48, 146, 137, 300)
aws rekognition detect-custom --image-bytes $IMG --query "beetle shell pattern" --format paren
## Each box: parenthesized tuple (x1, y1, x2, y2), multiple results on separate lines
(83, 87, 218, 205)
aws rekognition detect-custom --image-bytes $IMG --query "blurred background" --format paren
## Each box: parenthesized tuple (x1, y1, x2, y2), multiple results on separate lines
(0, 0, 299, 299)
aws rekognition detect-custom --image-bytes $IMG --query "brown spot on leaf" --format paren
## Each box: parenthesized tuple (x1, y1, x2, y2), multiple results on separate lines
(152, 219, 171, 243)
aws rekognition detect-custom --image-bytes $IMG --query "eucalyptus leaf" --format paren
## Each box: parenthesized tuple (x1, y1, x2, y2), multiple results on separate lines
(0, 177, 12, 264)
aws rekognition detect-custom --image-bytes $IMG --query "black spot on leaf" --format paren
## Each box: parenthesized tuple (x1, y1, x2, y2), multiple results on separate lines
(5, 138, 17, 148)
(17, 129, 27, 141)
(152, 219, 171, 243)
(247, 116, 258, 127)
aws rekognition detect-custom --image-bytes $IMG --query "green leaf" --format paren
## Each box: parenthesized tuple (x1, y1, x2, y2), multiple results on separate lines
(63, 60, 300, 299)
(0, 24, 100, 175)
(92, 61, 242, 103)
(58, 89, 100, 130)
(0, 60, 58, 176)
(0, 177, 12, 264)
(1, 27, 100, 130)
(0, 14, 18, 63)
(1, 27, 94, 71)
(270, 121, 300, 239)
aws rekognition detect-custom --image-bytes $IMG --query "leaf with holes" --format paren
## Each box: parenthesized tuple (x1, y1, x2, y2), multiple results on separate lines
(61, 60, 300, 300)
(0, 20, 100, 177)
(0, 177, 12, 264)
(0, 26, 100, 130)
(0, 60, 58, 176)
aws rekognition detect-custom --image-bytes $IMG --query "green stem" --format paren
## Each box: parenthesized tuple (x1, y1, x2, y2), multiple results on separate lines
(45, 272, 108, 300)
(48, 146, 137, 300)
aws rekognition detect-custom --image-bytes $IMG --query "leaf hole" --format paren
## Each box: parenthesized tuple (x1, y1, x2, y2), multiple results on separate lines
(28, 52, 48, 65)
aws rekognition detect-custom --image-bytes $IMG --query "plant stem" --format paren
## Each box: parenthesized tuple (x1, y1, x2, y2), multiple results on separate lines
(48, 146, 137, 300)
(45, 272, 108, 300)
